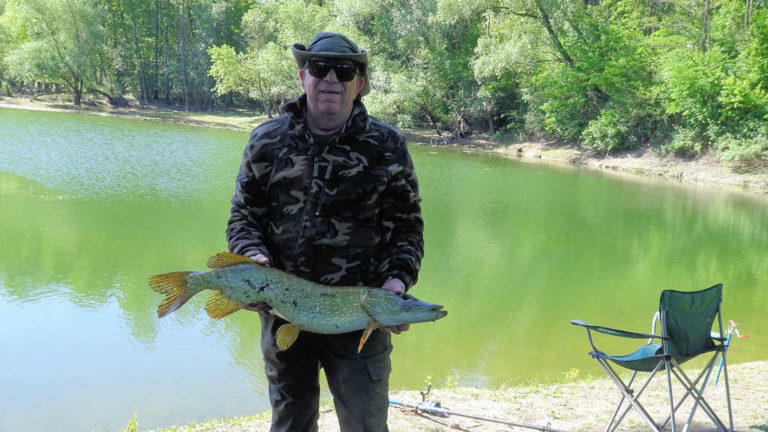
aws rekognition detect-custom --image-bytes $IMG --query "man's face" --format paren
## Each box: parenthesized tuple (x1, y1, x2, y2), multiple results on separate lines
(300, 59, 365, 126)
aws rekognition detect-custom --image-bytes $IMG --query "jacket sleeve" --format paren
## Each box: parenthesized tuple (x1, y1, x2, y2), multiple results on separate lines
(375, 142, 424, 289)
(226, 130, 273, 262)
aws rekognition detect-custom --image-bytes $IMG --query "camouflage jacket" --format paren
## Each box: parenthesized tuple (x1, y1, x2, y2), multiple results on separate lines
(226, 95, 424, 289)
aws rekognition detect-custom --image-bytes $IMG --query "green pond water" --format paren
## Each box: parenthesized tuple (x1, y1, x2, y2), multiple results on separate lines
(1, 107, 766, 432)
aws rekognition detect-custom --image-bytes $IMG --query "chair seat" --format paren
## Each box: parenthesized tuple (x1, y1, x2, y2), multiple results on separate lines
(595, 343, 662, 372)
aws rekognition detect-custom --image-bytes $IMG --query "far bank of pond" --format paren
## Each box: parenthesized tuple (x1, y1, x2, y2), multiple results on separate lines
(149, 360, 767, 432)
(2, 97, 766, 195)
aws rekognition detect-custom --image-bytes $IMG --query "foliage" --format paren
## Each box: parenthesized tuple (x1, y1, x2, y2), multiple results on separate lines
(565, 368, 580, 382)
(445, 372, 460, 390)
(0, 0, 766, 161)
(122, 413, 138, 432)
(3, 0, 107, 104)
(209, 42, 297, 117)
(661, 128, 706, 157)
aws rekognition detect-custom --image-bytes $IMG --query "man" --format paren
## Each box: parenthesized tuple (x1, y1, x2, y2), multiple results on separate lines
(226, 32, 424, 432)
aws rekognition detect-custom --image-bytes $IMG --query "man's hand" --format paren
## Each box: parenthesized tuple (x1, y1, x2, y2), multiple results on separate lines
(249, 254, 270, 266)
(244, 254, 270, 312)
(380, 278, 410, 334)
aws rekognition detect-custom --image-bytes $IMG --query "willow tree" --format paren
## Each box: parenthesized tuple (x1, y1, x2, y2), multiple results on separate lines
(3, 0, 107, 105)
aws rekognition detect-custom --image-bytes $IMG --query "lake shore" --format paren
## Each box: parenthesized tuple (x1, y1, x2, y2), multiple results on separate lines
(2, 97, 766, 195)
(153, 360, 767, 432)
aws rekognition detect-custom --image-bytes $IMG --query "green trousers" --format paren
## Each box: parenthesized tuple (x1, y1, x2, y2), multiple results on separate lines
(260, 313, 392, 432)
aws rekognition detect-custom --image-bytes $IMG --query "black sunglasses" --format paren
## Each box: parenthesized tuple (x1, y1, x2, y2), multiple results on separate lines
(307, 60, 360, 82)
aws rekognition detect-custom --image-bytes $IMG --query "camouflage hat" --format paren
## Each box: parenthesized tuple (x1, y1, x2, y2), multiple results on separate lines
(291, 32, 370, 96)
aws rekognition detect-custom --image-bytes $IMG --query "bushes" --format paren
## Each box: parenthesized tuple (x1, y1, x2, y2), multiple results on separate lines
(657, 38, 768, 163)
(0, 80, 10, 96)
(715, 121, 768, 164)
(581, 107, 631, 152)
(661, 128, 707, 157)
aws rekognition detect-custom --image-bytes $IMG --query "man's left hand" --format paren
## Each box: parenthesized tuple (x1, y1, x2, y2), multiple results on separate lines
(380, 278, 410, 334)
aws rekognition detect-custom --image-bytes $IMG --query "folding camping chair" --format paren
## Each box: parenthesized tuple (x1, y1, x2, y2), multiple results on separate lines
(571, 283, 734, 432)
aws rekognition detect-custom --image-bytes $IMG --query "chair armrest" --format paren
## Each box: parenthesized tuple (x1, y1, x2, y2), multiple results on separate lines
(710, 331, 727, 342)
(571, 320, 668, 340)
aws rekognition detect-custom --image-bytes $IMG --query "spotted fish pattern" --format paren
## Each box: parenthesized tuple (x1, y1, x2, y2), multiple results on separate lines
(227, 95, 424, 289)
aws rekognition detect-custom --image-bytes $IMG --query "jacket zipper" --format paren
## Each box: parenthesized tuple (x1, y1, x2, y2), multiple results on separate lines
(292, 143, 334, 259)
(292, 155, 317, 258)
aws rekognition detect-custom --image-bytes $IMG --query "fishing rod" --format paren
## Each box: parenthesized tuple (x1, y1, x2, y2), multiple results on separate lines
(389, 398, 568, 432)
(715, 320, 748, 386)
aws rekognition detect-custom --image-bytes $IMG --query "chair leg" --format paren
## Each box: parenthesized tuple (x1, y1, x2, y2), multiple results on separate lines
(610, 364, 665, 432)
(682, 354, 718, 432)
(596, 358, 662, 432)
(670, 359, 728, 431)
(606, 370, 637, 432)
(660, 354, 717, 430)
(721, 351, 734, 431)
(666, 359, 677, 431)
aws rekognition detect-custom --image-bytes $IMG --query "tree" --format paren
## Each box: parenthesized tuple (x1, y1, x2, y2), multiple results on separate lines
(4, 0, 107, 105)
(208, 42, 297, 117)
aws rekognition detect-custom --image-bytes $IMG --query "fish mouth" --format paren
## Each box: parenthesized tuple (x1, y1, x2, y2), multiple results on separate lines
(414, 304, 447, 320)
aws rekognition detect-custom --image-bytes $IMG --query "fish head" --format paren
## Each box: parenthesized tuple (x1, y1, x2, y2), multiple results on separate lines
(369, 291, 447, 326)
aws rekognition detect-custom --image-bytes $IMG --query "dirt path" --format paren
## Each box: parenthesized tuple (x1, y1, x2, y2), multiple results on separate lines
(471, 140, 767, 195)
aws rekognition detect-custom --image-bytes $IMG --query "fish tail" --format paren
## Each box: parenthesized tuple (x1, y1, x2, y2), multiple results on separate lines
(148, 271, 194, 318)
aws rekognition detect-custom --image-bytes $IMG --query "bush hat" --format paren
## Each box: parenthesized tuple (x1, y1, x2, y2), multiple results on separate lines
(291, 32, 370, 96)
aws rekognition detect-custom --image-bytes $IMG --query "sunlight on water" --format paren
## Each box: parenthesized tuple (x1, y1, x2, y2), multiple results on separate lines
(1, 107, 767, 431)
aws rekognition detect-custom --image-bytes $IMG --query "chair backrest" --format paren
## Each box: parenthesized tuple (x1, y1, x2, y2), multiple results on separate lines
(659, 283, 723, 357)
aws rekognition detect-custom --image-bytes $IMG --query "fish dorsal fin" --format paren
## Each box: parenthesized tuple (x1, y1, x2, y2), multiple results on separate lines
(205, 291, 244, 319)
(207, 252, 254, 269)
(276, 324, 301, 351)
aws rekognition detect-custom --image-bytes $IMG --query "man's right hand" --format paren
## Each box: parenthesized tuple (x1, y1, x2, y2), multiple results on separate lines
(244, 254, 271, 312)
(250, 254, 270, 266)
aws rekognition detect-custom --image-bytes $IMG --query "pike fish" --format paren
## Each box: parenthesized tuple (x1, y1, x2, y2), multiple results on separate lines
(148, 252, 447, 352)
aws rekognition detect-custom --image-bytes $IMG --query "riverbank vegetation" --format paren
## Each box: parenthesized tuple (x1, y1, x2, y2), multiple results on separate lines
(1, 0, 767, 164)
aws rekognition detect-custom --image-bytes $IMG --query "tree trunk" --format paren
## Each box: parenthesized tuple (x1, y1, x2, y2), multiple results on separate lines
(745, 0, 754, 27)
(154, 0, 160, 101)
(132, 19, 148, 108)
(179, 0, 189, 112)
(486, 9, 491, 37)
(701, 0, 710, 53)
(164, 3, 171, 105)
(533, 0, 574, 67)
(73, 80, 83, 106)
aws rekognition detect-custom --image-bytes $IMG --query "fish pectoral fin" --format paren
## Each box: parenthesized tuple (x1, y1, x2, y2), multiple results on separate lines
(205, 291, 244, 319)
(276, 324, 301, 351)
(358, 320, 379, 354)
(206, 252, 255, 269)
